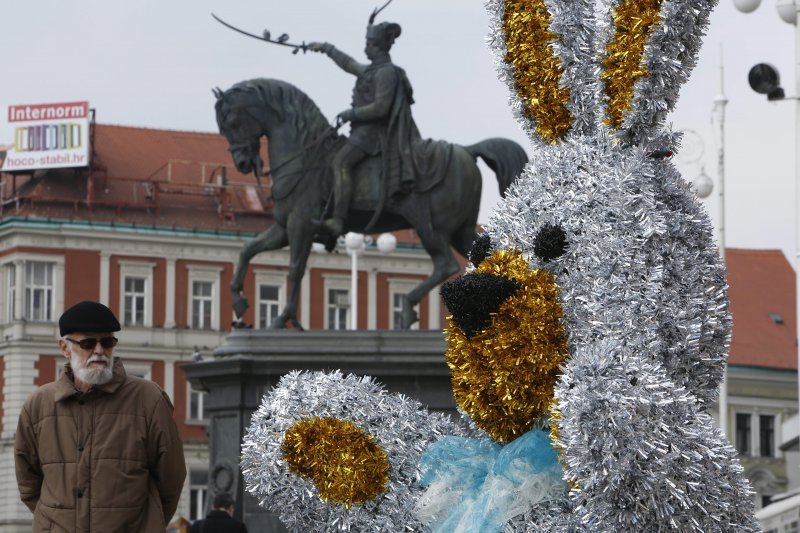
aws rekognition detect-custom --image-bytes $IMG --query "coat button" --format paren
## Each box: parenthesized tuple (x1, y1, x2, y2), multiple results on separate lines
(77, 445, 84, 452)
(76, 491, 83, 498)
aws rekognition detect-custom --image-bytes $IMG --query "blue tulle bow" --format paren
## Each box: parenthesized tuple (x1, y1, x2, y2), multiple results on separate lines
(418, 428, 564, 533)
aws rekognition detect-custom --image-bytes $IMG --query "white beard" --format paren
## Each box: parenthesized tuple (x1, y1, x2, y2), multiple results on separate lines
(71, 353, 114, 386)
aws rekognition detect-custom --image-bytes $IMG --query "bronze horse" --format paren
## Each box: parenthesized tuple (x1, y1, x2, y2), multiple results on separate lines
(214, 78, 527, 329)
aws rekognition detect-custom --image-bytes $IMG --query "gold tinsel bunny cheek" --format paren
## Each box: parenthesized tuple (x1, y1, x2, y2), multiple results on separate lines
(440, 230, 569, 443)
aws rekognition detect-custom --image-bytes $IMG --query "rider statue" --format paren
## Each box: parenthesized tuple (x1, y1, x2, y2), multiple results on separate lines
(308, 21, 420, 237)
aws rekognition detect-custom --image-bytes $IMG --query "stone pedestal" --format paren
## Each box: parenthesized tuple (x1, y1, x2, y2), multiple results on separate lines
(182, 329, 455, 532)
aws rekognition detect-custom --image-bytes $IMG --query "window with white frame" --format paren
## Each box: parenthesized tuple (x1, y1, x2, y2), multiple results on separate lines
(191, 281, 214, 329)
(187, 265, 222, 330)
(25, 261, 54, 322)
(736, 413, 751, 455)
(123, 277, 147, 326)
(328, 288, 350, 330)
(119, 261, 155, 327)
(389, 279, 419, 330)
(188, 385, 207, 422)
(5, 263, 15, 322)
(255, 270, 286, 329)
(258, 284, 281, 329)
(188, 470, 208, 522)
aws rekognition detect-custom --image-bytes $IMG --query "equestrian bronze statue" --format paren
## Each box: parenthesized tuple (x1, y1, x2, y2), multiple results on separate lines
(214, 22, 527, 330)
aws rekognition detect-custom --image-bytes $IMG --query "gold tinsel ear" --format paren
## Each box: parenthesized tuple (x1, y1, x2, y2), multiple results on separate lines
(501, 0, 574, 144)
(601, 0, 664, 130)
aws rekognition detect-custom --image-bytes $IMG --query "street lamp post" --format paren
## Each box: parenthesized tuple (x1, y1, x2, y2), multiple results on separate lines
(344, 232, 366, 331)
(713, 55, 730, 437)
(343, 232, 398, 331)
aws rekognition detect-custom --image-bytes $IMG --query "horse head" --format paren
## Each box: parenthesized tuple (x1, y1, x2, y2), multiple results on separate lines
(214, 79, 339, 190)
(214, 85, 266, 186)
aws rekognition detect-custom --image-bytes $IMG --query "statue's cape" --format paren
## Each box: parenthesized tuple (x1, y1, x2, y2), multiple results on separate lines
(383, 66, 452, 199)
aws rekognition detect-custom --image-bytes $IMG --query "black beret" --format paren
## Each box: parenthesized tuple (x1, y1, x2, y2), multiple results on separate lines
(59, 301, 121, 337)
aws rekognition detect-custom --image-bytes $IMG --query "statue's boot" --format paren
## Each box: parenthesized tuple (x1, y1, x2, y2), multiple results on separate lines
(319, 166, 352, 237)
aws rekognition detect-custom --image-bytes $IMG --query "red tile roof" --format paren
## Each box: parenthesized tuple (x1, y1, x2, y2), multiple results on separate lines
(0, 124, 272, 233)
(727, 248, 797, 370)
(0, 123, 432, 245)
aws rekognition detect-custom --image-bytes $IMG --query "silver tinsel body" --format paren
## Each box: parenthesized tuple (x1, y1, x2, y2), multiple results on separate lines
(484, 0, 760, 529)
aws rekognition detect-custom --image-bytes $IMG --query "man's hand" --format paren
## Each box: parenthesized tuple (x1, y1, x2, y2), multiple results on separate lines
(336, 109, 355, 124)
(307, 42, 331, 53)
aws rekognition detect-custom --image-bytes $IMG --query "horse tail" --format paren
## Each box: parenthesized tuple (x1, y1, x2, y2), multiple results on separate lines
(464, 138, 528, 197)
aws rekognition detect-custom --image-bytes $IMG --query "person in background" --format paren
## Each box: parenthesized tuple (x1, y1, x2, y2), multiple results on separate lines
(15, 300, 186, 532)
(189, 492, 248, 533)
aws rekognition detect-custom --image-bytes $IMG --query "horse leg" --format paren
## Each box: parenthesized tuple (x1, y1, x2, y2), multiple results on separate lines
(402, 230, 461, 329)
(451, 224, 480, 261)
(272, 214, 315, 330)
(231, 224, 289, 320)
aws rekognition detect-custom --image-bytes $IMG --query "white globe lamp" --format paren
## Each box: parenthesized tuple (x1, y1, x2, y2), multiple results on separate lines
(345, 232, 365, 253)
(732, 0, 761, 12)
(692, 169, 714, 199)
(376, 233, 397, 254)
(776, 0, 797, 24)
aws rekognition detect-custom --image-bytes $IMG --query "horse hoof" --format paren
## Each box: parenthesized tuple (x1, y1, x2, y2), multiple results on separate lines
(232, 294, 250, 318)
(401, 297, 419, 329)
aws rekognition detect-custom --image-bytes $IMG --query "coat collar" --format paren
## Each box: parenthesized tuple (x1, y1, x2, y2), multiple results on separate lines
(54, 358, 127, 402)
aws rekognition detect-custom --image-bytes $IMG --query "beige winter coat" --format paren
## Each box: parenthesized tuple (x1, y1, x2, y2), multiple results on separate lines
(15, 358, 187, 532)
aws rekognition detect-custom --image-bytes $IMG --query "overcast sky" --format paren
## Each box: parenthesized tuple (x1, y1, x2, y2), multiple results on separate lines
(1, 0, 797, 263)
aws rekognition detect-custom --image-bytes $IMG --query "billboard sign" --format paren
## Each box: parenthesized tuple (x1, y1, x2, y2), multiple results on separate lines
(0, 101, 90, 172)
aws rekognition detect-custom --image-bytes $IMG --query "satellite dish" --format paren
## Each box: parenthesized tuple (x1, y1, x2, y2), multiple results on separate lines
(748, 63, 782, 96)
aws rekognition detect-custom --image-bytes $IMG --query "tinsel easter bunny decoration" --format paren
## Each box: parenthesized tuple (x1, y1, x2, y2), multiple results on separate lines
(241, 0, 760, 531)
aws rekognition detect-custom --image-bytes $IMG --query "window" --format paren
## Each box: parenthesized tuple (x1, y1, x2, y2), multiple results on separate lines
(186, 265, 222, 330)
(388, 278, 421, 330)
(118, 261, 154, 327)
(258, 284, 281, 329)
(188, 386, 207, 422)
(328, 288, 350, 330)
(760, 415, 775, 458)
(6, 263, 15, 321)
(123, 277, 146, 326)
(191, 281, 214, 329)
(391, 291, 419, 330)
(189, 470, 208, 522)
(392, 293, 404, 329)
(736, 413, 751, 455)
(25, 261, 54, 321)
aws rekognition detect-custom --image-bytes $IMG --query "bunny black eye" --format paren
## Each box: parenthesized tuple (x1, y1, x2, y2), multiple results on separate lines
(468, 234, 492, 266)
(533, 223, 568, 262)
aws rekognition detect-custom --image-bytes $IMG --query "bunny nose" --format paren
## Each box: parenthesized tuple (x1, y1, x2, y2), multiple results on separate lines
(441, 273, 520, 338)
(443, 249, 569, 443)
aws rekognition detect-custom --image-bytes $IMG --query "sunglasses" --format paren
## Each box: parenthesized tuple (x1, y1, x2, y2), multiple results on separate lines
(65, 336, 119, 351)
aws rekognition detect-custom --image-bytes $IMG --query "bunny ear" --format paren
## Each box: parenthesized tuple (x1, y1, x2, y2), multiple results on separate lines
(599, 0, 717, 143)
(487, 0, 597, 145)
